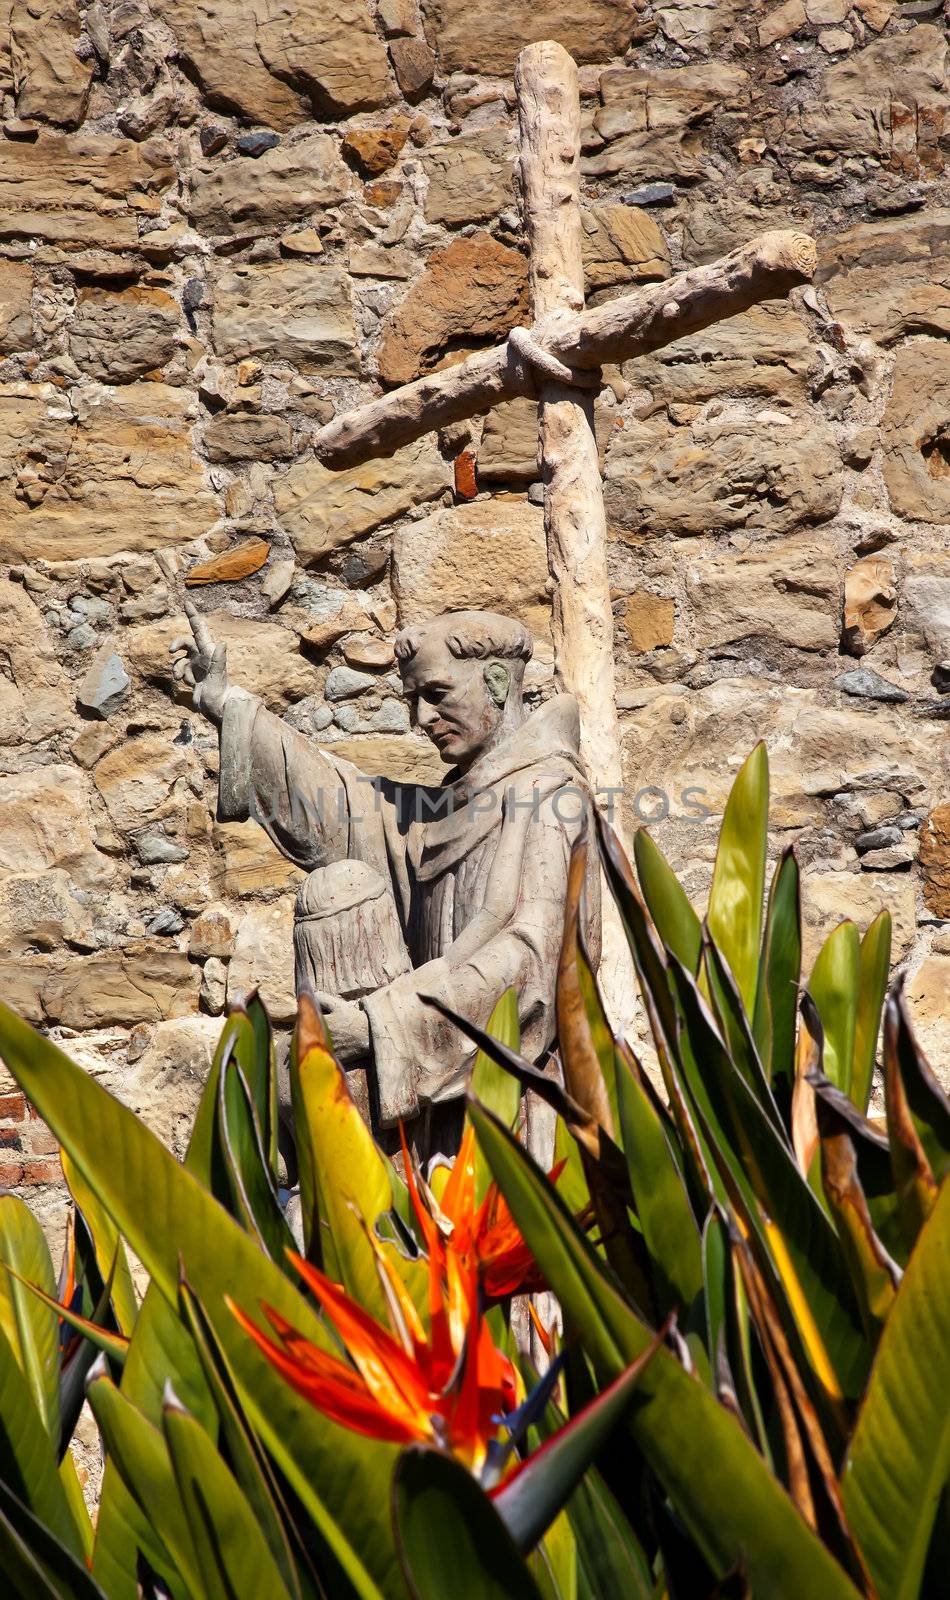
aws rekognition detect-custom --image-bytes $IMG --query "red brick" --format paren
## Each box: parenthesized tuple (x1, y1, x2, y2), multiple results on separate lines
(0, 1092, 25, 1120)
(0, 1161, 24, 1188)
(21, 1159, 61, 1185)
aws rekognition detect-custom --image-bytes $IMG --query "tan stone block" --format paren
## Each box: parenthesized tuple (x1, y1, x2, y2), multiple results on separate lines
(582, 205, 670, 293)
(0, 577, 74, 747)
(758, 0, 806, 46)
(73, 1016, 221, 1159)
(188, 133, 351, 234)
(327, 734, 446, 783)
(842, 556, 897, 656)
(93, 735, 192, 833)
(423, 0, 634, 74)
(342, 119, 411, 177)
(633, 303, 812, 407)
(156, 0, 392, 129)
(0, 766, 108, 887)
(422, 127, 515, 227)
(624, 592, 676, 653)
(801, 869, 917, 967)
(0, 132, 174, 250)
(921, 806, 950, 918)
(583, 63, 748, 182)
(478, 398, 540, 485)
(69, 287, 181, 382)
(0, 871, 92, 954)
(0, 382, 216, 562)
(606, 408, 843, 539)
(686, 537, 840, 653)
(212, 820, 306, 899)
(9, 0, 94, 128)
(189, 905, 237, 960)
(228, 898, 296, 1021)
(44, 946, 201, 1028)
(905, 955, 950, 1090)
(0, 960, 49, 1024)
(393, 498, 551, 641)
(275, 436, 450, 563)
(0, 260, 31, 352)
(377, 232, 528, 386)
(212, 262, 356, 373)
(882, 340, 950, 525)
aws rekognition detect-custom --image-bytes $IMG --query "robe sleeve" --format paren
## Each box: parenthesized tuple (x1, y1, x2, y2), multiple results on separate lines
(215, 689, 388, 876)
(361, 780, 597, 1126)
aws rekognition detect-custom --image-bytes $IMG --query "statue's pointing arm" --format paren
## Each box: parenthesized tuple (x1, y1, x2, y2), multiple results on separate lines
(171, 601, 352, 870)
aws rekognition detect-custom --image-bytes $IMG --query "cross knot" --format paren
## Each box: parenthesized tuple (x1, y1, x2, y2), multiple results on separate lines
(506, 326, 602, 394)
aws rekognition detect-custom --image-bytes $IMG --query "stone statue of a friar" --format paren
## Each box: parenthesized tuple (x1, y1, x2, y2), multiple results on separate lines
(175, 603, 600, 1152)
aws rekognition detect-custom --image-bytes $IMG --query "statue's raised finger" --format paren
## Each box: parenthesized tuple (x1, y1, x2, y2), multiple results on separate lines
(184, 597, 215, 660)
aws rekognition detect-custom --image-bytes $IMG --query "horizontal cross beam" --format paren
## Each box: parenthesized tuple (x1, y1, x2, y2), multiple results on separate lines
(312, 229, 817, 469)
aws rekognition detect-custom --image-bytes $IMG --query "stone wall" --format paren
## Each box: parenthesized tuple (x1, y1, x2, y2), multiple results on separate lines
(1, 0, 949, 1243)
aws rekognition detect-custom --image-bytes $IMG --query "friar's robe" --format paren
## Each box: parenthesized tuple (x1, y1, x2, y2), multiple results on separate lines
(216, 689, 601, 1127)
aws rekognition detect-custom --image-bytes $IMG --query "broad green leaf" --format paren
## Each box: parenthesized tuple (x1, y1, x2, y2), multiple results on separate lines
(0, 1319, 81, 1560)
(614, 1052, 702, 1317)
(218, 1056, 295, 1266)
(471, 989, 523, 1202)
(807, 922, 860, 1097)
(667, 960, 869, 1410)
(886, 984, 950, 1181)
(88, 1371, 203, 1597)
(244, 991, 279, 1178)
(813, 1084, 899, 1339)
(701, 936, 784, 1134)
(563, 1461, 653, 1600)
(851, 913, 891, 1114)
(163, 1397, 294, 1600)
(393, 1445, 544, 1600)
(177, 1279, 305, 1599)
(0, 1196, 60, 1444)
(557, 840, 616, 1140)
(12, 1268, 129, 1368)
(841, 1174, 950, 1600)
(471, 1103, 862, 1599)
(0, 1477, 107, 1599)
(752, 848, 801, 1101)
(62, 1153, 138, 1337)
(634, 828, 702, 975)
(706, 743, 769, 1018)
(494, 1330, 665, 1554)
(0, 1003, 393, 1600)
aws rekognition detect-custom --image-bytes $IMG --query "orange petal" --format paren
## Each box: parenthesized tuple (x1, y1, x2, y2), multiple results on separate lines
(441, 1124, 477, 1224)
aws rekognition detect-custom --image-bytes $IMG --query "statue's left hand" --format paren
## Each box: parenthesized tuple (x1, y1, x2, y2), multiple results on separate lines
(313, 992, 371, 1065)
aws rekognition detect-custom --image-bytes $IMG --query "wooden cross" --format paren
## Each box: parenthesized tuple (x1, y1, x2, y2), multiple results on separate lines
(312, 40, 817, 1017)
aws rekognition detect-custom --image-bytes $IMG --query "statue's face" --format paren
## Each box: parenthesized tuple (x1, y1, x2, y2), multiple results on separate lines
(401, 641, 508, 769)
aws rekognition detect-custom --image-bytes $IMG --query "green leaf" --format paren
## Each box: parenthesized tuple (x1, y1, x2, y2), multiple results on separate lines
(218, 1055, 296, 1266)
(62, 1153, 138, 1337)
(812, 1079, 900, 1339)
(471, 990, 523, 1202)
(706, 743, 769, 1018)
(614, 1051, 702, 1317)
(634, 828, 702, 975)
(666, 959, 869, 1410)
(0, 1196, 60, 1445)
(470, 1102, 863, 1599)
(11, 1267, 129, 1369)
(851, 913, 891, 1114)
(0, 1479, 108, 1600)
(0, 1318, 82, 1560)
(841, 1174, 950, 1600)
(807, 922, 861, 1098)
(163, 1395, 294, 1600)
(701, 935, 784, 1134)
(393, 1445, 544, 1600)
(0, 1003, 394, 1600)
(88, 1370, 203, 1597)
(752, 848, 801, 1101)
(494, 1327, 666, 1554)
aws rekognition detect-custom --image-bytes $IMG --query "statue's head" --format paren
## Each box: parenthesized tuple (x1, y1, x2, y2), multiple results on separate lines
(394, 610, 533, 770)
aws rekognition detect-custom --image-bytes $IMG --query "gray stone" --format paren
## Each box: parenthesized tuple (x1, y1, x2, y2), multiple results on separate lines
(147, 907, 185, 935)
(834, 668, 909, 703)
(200, 956, 228, 1014)
(620, 183, 676, 205)
(135, 831, 190, 865)
(856, 826, 903, 854)
(324, 666, 377, 701)
(77, 648, 130, 717)
(68, 623, 99, 652)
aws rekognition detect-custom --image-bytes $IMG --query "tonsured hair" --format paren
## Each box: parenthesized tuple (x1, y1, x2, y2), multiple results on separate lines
(394, 611, 533, 671)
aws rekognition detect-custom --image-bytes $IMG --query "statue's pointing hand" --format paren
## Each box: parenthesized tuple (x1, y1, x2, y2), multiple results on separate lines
(170, 600, 232, 724)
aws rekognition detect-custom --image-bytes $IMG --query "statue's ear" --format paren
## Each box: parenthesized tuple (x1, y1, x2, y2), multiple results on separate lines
(483, 661, 511, 708)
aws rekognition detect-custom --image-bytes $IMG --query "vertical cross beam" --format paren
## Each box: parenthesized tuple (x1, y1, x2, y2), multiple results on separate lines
(515, 42, 630, 1018)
